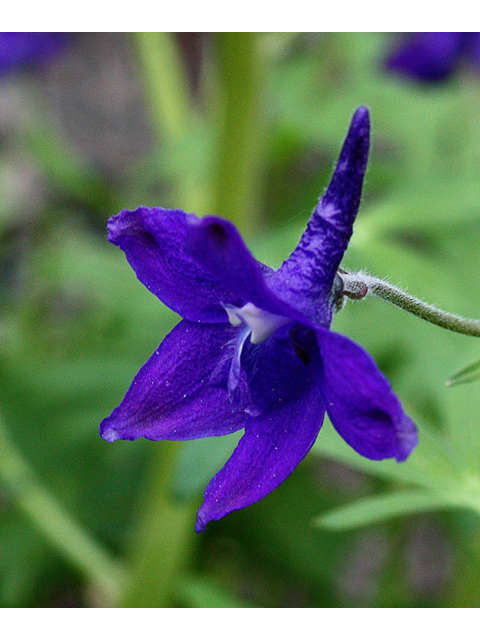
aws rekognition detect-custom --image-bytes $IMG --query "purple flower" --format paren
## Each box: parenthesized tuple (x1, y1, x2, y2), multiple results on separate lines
(386, 32, 480, 83)
(0, 32, 67, 76)
(100, 107, 418, 532)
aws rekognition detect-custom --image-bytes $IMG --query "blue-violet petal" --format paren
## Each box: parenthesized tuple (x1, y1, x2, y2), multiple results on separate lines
(315, 328, 418, 462)
(195, 370, 325, 532)
(184, 215, 302, 321)
(100, 320, 245, 442)
(107, 207, 247, 323)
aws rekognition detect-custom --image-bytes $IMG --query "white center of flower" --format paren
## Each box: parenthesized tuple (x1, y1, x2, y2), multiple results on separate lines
(224, 302, 289, 344)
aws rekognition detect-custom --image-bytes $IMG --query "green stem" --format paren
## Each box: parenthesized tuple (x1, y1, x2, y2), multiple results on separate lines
(119, 441, 197, 607)
(0, 415, 125, 606)
(212, 33, 265, 236)
(117, 33, 200, 608)
(133, 32, 192, 144)
(341, 271, 480, 338)
(117, 33, 268, 608)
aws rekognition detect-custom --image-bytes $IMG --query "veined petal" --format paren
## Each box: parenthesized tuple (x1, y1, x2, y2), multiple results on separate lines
(315, 328, 418, 462)
(269, 107, 370, 326)
(100, 320, 245, 442)
(107, 207, 247, 323)
(195, 370, 325, 532)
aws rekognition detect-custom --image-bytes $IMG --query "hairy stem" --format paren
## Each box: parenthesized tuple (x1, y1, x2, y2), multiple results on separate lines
(342, 271, 480, 338)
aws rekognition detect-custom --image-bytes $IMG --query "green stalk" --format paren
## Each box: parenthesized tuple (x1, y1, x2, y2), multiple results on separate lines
(0, 415, 125, 606)
(111, 33, 200, 608)
(119, 442, 198, 608)
(133, 32, 192, 144)
(211, 33, 266, 236)
(117, 33, 268, 607)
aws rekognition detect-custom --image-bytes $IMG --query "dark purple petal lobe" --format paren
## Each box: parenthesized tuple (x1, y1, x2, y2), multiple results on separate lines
(269, 107, 370, 326)
(195, 374, 325, 532)
(315, 328, 417, 462)
(100, 320, 245, 442)
(184, 215, 301, 320)
(107, 207, 246, 323)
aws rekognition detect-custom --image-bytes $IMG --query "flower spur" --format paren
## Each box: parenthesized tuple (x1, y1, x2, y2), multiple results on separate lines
(100, 106, 418, 532)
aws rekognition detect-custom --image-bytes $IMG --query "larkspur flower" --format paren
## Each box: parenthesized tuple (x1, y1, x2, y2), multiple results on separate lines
(385, 32, 480, 83)
(100, 107, 418, 532)
(0, 32, 67, 76)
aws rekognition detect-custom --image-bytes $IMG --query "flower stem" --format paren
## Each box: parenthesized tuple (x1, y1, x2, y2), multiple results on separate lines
(119, 441, 198, 608)
(341, 271, 480, 338)
(211, 33, 265, 236)
(0, 413, 125, 606)
(133, 32, 192, 144)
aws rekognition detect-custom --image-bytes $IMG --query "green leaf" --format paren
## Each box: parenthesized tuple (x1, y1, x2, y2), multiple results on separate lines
(355, 179, 480, 238)
(446, 356, 480, 387)
(313, 420, 480, 529)
(314, 490, 457, 531)
(312, 418, 463, 492)
(443, 376, 480, 475)
(176, 575, 252, 608)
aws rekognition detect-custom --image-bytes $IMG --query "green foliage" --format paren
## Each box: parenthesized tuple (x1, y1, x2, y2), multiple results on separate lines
(446, 356, 480, 387)
(1, 32, 480, 607)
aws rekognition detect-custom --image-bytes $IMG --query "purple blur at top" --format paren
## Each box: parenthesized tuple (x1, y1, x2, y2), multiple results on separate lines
(0, 32, 67, 76)
(100, 107, 418, 533)
(386, 32, 480, 83)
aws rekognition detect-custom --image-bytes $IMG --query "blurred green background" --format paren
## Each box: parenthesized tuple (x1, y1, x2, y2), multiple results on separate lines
(1, 32, 480, 608)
